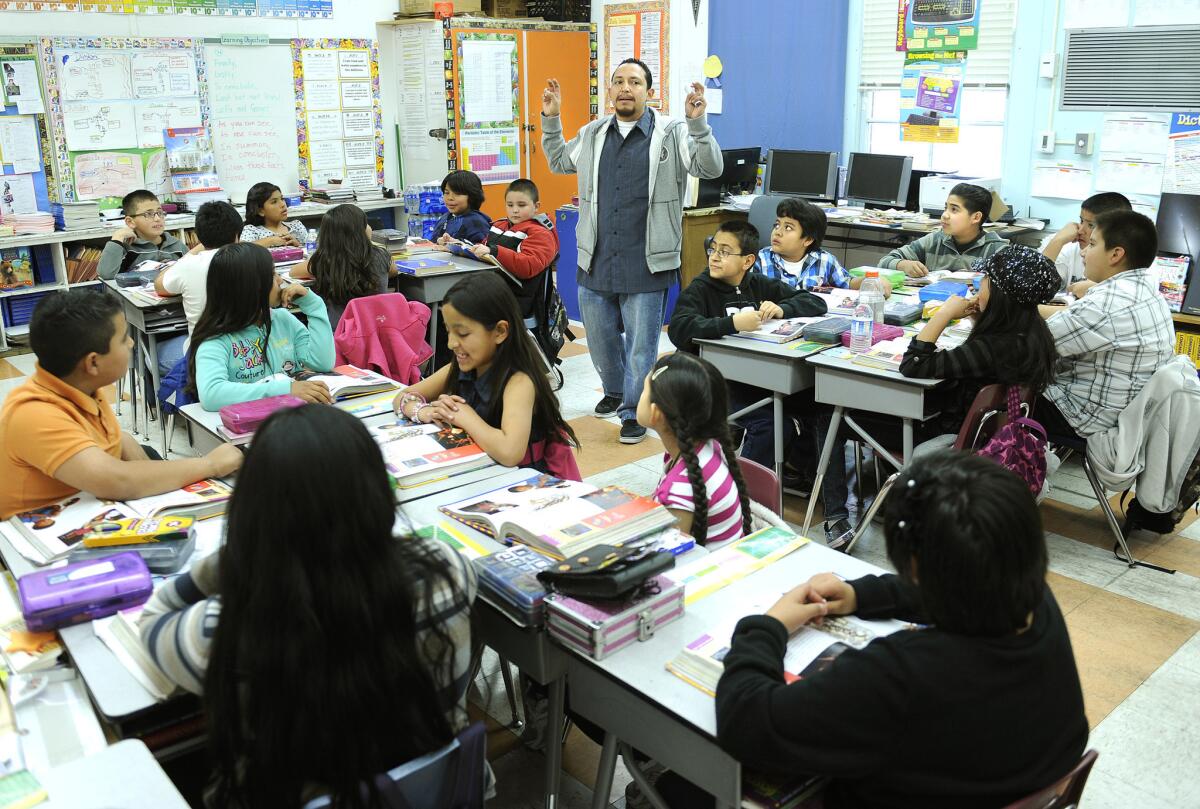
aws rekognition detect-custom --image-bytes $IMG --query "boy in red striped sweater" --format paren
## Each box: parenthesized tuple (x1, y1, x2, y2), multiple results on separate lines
(468, 178, 560, 318)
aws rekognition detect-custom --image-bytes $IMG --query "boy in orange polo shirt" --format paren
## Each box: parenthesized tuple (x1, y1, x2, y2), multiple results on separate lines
(0, 289, 242, 519)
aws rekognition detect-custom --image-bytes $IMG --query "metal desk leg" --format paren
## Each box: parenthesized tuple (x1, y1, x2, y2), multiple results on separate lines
(545, 676, 565, 809)
(146, 333, 167, 457)
(589, 731, 619, 809)
(773, 392, 785, 515)
(802, 406, 844, 539)
(902, 418, 914, 463)
(129, 337, 141, 436)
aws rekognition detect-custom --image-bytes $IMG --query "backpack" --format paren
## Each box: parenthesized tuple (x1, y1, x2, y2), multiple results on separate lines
(976, 385, 1048, 496)
(530, 262, 575, 390)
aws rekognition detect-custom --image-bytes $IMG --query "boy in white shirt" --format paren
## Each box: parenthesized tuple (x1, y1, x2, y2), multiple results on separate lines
(1040, 191, 1131, 295)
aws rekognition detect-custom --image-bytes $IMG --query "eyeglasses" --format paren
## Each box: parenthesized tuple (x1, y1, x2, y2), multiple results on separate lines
(130, 209, 166, 221)
(705, 246, 748, 259)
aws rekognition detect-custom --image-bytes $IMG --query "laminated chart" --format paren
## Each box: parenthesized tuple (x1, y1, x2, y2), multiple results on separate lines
(460, 128, 520, 184)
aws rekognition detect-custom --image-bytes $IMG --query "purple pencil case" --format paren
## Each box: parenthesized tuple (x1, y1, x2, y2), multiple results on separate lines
(219, 394, 305, 435)
(840, 323, 905, 348)
(268, 246, 305, 263)
(18, 552, 152, 632)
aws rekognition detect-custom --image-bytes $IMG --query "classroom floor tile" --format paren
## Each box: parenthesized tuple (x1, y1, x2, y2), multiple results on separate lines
(568, 416, 665, 479)
(0, 359, 22, 380)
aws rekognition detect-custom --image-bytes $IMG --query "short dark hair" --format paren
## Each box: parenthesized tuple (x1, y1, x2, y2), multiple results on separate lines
(885, 450, 1048, 636)
(614, 57, 653, 90)
(506, 178, 539, 205)
(1094, 209, 1158, 270)
(776, 197, 826, 254)
(441, 170, 485, 211)
(1081, 191, 1132, 216)
(30, 289, 123, 378)
(949, 182, 992, 223)
(715, 220, 759, 256)
(121, 189, 158, 217)
(195, 201, 244, 249)
(244, 182, 282, 226)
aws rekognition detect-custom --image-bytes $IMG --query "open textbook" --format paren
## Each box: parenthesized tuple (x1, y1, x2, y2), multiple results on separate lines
(367, 421, 492, 488)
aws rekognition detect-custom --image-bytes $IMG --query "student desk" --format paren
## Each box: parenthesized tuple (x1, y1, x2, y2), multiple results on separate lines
(391, 254, 491, 352)
(800, 348, 944, 537)
(39, 739, 189, 808)
(570, 540, 887, 809)
(694, 337, 827, 515)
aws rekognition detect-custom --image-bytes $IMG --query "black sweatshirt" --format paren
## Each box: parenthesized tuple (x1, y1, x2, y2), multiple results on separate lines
(668, 270, 827, 354)
(715, 574, 1088, 809)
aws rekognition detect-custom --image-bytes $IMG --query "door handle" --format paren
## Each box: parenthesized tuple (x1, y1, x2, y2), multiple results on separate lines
(429, 128, 448, 139)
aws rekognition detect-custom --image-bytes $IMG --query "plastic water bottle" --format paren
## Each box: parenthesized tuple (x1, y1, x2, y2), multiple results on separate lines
(860, 270, 886, 324)
(850, 303, 874, 354)
(304, 228, 317, 257)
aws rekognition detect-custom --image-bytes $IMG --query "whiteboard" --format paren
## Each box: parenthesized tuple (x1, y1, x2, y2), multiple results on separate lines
(204, 43, 301, 204)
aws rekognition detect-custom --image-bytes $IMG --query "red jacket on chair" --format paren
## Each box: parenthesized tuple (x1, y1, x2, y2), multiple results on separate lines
(334, 293, 433, 385)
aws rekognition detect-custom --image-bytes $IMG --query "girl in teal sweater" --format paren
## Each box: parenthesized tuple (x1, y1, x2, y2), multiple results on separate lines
(188, 243, 336, 411)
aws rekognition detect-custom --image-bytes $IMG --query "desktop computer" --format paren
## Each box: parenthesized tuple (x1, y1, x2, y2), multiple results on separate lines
(693, 146, 761, 208)
(763, 149, 839, 201)
(844, 152, 913, 209)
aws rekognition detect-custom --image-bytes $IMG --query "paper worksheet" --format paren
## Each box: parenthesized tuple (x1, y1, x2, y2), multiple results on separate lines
(1, 60, 44, 114)
(1031, 162, 1094, 200)
(1095, 153, 1166, 196)
(0, 115, 40, 170)
(461, 39, 516, 125)
(1101, 113, 1169, 155)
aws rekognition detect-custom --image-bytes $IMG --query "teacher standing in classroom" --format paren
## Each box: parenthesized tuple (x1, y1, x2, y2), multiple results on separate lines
(541, 58, 723, 444)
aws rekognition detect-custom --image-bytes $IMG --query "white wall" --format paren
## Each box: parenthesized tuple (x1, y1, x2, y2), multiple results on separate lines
(0, 2, 396, 39)
(592, 0, 709, 119)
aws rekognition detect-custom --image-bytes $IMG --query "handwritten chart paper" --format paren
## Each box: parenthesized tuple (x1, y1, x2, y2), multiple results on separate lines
(63, 101, 138, 151)
(58, 51, 133, 102)
(131, 52, 198, 99)
(73, 151, 146, 200)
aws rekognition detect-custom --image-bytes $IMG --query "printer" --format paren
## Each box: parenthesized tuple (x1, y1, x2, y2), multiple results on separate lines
(919, 174, 1002, 217)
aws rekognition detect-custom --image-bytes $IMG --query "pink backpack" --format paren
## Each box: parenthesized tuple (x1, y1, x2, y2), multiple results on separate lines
(976, 385, 1047, 495)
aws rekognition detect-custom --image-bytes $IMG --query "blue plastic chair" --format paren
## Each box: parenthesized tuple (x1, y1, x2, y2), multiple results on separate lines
(157, 355, 196, 455)
(302, 721, 487, 809)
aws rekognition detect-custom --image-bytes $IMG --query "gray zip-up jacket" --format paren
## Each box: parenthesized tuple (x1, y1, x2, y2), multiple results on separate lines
(541, 108, 723, 274)
(98, 232, 187, 280)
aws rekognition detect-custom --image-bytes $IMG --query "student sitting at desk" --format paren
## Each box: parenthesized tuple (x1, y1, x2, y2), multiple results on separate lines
(97, 189, 187, 281)
(138, 405, 479, 808)
(899, 245, 1060, 434)
(467, 178, 560, 319)
(1040, 191, 1131, 295)
(239, 182, 309, 248)
(289, 203, 393, 330)
(392, 272, 580, 478)
(152, 201, 244, 376)
(432, 170, 492, 246)
(0, 289, 242, 520)
(757, 197, 890, 296)
(189, 243, 336, 411)
(1036, 210, 1174, 440)
(688, 451, 1087, 809)
(879, 182, 1008, 277)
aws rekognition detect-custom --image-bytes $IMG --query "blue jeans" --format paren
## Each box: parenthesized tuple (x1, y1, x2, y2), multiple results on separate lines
(577, 286, 666, 422)
(157, 334, 187, 379)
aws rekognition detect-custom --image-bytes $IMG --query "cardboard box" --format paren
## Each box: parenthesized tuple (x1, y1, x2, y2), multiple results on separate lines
(483, 0, 527, 15)
(396, 0, 482, 16)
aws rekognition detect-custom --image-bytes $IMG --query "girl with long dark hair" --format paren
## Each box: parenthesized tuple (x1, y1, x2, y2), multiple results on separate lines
(138, 405, 477, 808)
(392, 272, 579, 478)
(291, 203, 392, 328)
(188, 242, 335, 410)
(240, 181, 309, 248)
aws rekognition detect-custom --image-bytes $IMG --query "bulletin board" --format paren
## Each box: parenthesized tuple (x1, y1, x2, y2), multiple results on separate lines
(0, 1, 333, 18)
(291, 38, 384, 191)
(603, 0, 669, 114)
(454, 32, 521, 185)
(38, 36, 209, 207)
(0, 43, 55, 216)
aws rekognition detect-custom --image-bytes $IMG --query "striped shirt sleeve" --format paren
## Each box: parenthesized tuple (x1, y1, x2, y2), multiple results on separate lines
(137, 552, 221, 696)
(654, 440, 746, 546)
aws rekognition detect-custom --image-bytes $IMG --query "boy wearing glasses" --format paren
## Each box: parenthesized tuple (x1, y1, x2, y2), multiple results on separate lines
(758, 197, 890, 296)
(98, 190, 187, 281)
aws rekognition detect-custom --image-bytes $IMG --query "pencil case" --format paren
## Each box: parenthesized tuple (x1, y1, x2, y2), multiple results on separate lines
(918, 280, 969, 303)
(68, 531, 196, 575)
(802, 316, 852, 344)
(884, 301, 923, 326)
(268, 246, 305, 263)
(848, 267, 907, 287)
(219, 394, 306, 435)
(544, 575, 684, 661)
(18, 552, 153, 632)
(840, 323, 905, 348)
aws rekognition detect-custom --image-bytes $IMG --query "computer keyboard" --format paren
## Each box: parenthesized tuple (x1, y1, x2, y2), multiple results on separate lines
(905, 113, 942, 126)
(911, 0, 976, 24)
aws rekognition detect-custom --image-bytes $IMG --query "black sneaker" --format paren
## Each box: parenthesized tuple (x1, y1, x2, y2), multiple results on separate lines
(824, 518, 854, 552)
(782, 468, 814, 498)
(620, 419, 647, 444)
(594, 394, 622, 417)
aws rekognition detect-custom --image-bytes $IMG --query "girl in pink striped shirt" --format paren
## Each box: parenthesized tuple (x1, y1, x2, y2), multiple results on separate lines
(638, 353, 752, 547)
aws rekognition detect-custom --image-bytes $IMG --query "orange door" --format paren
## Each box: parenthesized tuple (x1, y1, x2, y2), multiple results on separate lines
(522, 29, 593, 214)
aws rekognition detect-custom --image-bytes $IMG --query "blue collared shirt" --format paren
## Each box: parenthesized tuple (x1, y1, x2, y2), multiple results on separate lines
(756, 246, 851, 291)
(582, 109, 674, 294)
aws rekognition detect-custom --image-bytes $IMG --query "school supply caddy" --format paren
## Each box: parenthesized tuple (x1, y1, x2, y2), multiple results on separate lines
(439, 474, 676, 559)
(545, 575, 684, 661)
(883, 300, 923, 326)
(849, 266, 906, 287)
(17, 552, 152, 632)
(368, 421, 492, 487)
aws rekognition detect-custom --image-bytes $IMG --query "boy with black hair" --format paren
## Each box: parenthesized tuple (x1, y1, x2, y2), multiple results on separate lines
(0, 289, 242, 519)
(758, 197, 889, 295)
(469, 178, 560, 318)
(1038, 210, 1174, 438)
(880, 182, 1008, 276)
(1040, 191, 1132, 294)
(152, 201, 244, 375)
(98, 189, 187, 280)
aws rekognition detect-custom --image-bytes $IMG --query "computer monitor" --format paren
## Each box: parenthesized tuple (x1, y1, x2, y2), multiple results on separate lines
(693, 147, 761, 208)
(905, 168, 946, 212)
(763, 150, 838, 201)
(844, 152, 914, 209)
(1156, 193, 1200, 261)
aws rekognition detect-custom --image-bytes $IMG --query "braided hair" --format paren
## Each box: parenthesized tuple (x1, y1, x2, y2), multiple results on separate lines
(649, 353, 752, 544)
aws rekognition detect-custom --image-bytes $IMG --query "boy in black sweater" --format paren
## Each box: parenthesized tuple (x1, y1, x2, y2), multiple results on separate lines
(650, 452, 1088, 809)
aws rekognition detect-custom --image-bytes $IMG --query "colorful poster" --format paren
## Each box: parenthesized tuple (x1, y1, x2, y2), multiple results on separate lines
(460, 127, 521, 185)
(904, 0, 981, 51)
(899, 50, 964, 144)
(1165, 111, 1200, 195)
(603, 1, 670, 113)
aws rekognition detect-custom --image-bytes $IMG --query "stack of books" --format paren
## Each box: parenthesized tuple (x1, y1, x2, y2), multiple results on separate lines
(370, 228, 408, 252)
(51, 201, 101, 231)
(850, 338, 910, 372)
(473, 546, 555, 626)
(6, 212, 54, 235)
(307, 184, 356, 204)
(355, 185, 385, 202)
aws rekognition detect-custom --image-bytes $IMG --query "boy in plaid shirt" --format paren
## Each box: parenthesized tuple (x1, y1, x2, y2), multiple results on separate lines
(757, 198, 891, 295)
